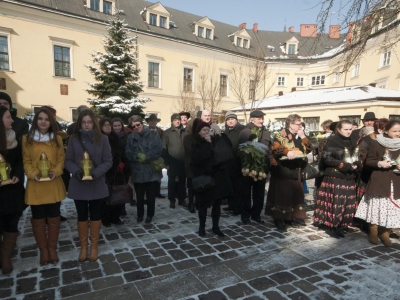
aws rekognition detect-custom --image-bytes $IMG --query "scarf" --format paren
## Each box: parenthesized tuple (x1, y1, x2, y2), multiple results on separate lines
(116, 130, 125, 138)
(376, 133, 400, 151)
(6, 129, 17, 149)
(32, 130, 54, 142)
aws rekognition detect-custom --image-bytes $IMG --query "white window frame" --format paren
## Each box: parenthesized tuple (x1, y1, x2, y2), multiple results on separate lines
(219, 73, 229, 97)
(0, 27, 13, 71)
(50, 37, 74, 79)
(243, 39, 248, 49)
(352, 62, 360, 77)
(296, 77, 304, 87)
(311, 75, 326, 86)
(197, 26, 204, 37)
(205, 28, 212, 39)
(183, 67, 194, 92)
(147, 59, 161, 89)
(277, 76, 286, 87)
(380, 50, 391, 68)
(288, 44, 296, 55)
(333, 72, 340, 84)
(86, 0, 115, 14)
(31, 105, 42, 114)
(236, 37, 242, 47)
(303, 117, 320, 132)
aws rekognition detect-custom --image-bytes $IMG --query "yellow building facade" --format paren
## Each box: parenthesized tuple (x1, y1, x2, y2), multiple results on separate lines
(0, 0, 399, 126)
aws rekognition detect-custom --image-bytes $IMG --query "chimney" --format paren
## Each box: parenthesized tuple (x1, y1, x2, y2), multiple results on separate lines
(289, 26, 294, 33)
(278, 91, 283, 96)
(328, 25, 340, 39)
(291, 87, 296, 92)
(253, 23, 258, 32)
(239, 23, 246, 29)
(369, 83, 377, 87)
(346, 22, 354, 46)
(300, 24, 318, 37)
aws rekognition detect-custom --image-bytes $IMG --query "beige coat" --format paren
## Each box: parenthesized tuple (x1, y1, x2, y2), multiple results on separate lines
(22, 135, 66, 205)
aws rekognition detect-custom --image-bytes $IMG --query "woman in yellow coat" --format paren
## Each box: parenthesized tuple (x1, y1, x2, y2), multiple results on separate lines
(22, 107, 66, 265)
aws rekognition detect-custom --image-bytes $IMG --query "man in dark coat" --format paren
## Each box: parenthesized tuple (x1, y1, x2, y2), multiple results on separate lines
(162, 113, 187, 208)
(0, 92, 28, 144)
(350, 112, 377, 145)
(224, 111, 245, 215)
(66, 105, 90, 138)
(237, 110, 272, 224)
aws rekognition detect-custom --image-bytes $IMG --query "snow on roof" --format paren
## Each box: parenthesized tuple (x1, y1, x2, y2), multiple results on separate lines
(230, 85, 400, 111)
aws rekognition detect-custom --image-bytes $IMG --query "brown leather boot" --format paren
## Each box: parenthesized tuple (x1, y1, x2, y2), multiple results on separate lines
(380, 227, 392, 247)
(369, 224, 379, 245)
(47, 216, 60, 264)
(77, 221, 89, 262)
(31, 218, 49, 265)
(89, 220, 101, 262)
(1, 232, 18, 275)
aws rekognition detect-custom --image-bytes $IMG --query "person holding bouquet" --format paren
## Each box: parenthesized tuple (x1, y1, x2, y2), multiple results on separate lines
(265, 114, 312, 230)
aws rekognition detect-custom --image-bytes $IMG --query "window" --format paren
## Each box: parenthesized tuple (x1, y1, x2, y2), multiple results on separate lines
(243, 39, 248, 48)
(220, 75, 227, 97)
(160, 16, 167, 28)
(183, 68, 193, 92)
(249, 79, 255, 100)
(389, 115, 400, 120)
(381, 50, 391, 67)
(333, 72, 340, 84)
(148, 62, 160, 88)
(373, 24, 379, 33)
(236, 37, 242, 47)
(149, 13, 157, 26)
(277, 76, 286, 86)
(0, 36, 9, 71)
(378, 83, 386, 89)
(339, 115, 361, 124)
(303, 117, 320, 132)
(288, 44, 296, 55)
(198, 26, 204, 37)
(311, 75, 325, 86)
(296, 77, 304, 87)
(103, 1, 112, 14)
(90, 0, 100, 11)
(206, 29, 211, 39)
(71, 108, 79, 122)
(54, 46, 70, 77)
(352, 63, 360, 77)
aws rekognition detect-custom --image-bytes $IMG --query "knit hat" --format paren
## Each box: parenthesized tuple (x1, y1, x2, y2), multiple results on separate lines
(171, 113, 181, 122)
(225, 111, 237, 121)
(0, 92, 12, 108)
(196, 121, 210, 133)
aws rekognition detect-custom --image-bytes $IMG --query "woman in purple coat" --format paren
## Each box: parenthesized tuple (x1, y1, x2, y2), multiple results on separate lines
(65, 110, 112, 262)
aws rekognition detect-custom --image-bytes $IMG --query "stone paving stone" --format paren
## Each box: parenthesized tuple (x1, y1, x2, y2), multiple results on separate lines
(136, 255, 157, 268)
(135, 271, 207, 300)
(317, 283, 345, 295)
(186, 249, 203, 257)
(17, 268, 38, 278)
(149, 248, 167, 257)
(168, 249, 188, 261)
(190, 238, 205, 245)
(326, 257, 348, 266)
(197, 244, 216, 254)
(40, 268, 59, 279)
(23, 289, 55, 300)
(102, 262, 122, 275)
(61, 260, 80, 269)
(98, 253, 115, 263)
(180, 243, 196, 251)
(132, 247, 149, 256)
(342, 252, 366, 261)
(198, 290, 228, 300)
(288, 291, 311, 300)
(291, 267, 317, 278)
(92, 275, 124, 290)
(197, 255, 222, 265)
(173, 259, 201, 270)
(119, 261, 140, 272)
(192, 263, 241, 289)
(373, 245, 397, 254)
(222, 283, 254, 299)
(16, 277, 37, 295)
(308, 262, 332, 272)
(124, 270, 152, 282)
(262, 290, 287, 299)
(323, 272, 347, 284)
(292, 280, 318, 293)
(39, 277, 59, 290)
(115, 252, 134, 263)
(59, 282, 91, 298)
(277, 284, 297, 295)
(247, 277, 277, 291)
(62, 269, 83, 284)
(218, 250, 238, 260)
(80, 261, 100, 271)
(225, 240, 242, 249)
(66, 283, 142, 300)
(82, 269, 103, 280)
(156, 256, 173, 265)
(269, 271, 298, 285)
(20, 251, 37, 258)
(0, 289, 11, 299)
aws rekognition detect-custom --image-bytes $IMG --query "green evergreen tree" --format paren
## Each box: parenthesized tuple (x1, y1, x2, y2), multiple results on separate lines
(85, 12, 150, 121)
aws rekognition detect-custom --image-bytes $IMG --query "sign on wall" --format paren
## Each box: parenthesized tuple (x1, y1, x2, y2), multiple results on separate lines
(0, 78, 6, 90)
(60, 84, 68, 95)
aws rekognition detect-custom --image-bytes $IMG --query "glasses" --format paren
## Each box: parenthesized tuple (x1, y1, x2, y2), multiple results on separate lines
(81, 121, 93, 125)
(292, 123, 302, 126)
(131, 123, 142, 128)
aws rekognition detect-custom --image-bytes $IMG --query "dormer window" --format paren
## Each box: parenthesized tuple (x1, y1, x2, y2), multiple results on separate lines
(87, 0, 115, 14)
(243, 39, 248, 48)
(284, 37, 299, 55)
(193, 17, 215, 40)
(230, 29, 251, 49)
(142, 3, 171, 29)
(288, 44, 295, 55)
(236, 37, 242, 47)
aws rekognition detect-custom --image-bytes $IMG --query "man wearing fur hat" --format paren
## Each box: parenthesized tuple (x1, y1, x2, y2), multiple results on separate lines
(350, 112, 377, 145)
(162, 114, 187, 208)
(179, 111, 190, 129)
(0, 92, 28, 143)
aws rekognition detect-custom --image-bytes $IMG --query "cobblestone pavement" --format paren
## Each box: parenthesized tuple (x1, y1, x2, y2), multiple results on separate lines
(2, 183, 400, 300)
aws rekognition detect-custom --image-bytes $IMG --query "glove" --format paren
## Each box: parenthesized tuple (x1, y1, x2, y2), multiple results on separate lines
(137, 152, 147, 163)
(117, 162, 125, 173)
(75, 170, 84, 181)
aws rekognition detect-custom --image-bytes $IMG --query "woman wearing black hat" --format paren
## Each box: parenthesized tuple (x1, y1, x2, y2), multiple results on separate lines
(190, 122, 233, 237)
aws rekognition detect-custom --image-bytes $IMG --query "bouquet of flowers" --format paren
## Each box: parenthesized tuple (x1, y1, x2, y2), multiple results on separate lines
(238, 141, 268, 181)
(264, 120, 285, 139)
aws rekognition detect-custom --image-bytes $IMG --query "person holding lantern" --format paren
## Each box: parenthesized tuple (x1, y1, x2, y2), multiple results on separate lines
(22, 107, 66, 265)
(0, 106, 25, 274)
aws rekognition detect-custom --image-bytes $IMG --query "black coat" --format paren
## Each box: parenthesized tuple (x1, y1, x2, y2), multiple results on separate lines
(104, 132, 124, 185)
(162, 126, 185, 176)
(225, 123, 245, 175)
(190, 135, 233, 202)
(0, 144, 26, 216)
(12, 117, 28, 144)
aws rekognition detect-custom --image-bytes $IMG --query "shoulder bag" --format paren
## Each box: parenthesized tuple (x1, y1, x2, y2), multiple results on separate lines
(192, 175, 215, 193)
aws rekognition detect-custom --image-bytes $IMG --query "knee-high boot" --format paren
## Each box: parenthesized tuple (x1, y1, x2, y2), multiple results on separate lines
(31, 218, 49, 265)
(198, 206, 207, 237)
(369, 224, 379, 245)
(380, 227, 392, 247)
(89, 220, 101, 262)
(47, 216, 60, 264)
(1, 232, 18, 274)
(77, 221, 89, 262)
(211, 215, 225, 237)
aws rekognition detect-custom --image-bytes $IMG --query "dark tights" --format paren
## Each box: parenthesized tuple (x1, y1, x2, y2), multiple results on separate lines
(31, 202, 61, 219)
(197, 199, 222, 229)
(74, 199, 102, 221)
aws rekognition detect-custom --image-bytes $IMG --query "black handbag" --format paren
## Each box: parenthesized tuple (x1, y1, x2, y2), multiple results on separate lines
(192, 175, 215, 193)
(301, 162, 323, 180)
(107, 172, 132, 206)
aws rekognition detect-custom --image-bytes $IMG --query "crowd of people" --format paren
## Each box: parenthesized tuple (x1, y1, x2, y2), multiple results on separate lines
(0, 89, 399, 275)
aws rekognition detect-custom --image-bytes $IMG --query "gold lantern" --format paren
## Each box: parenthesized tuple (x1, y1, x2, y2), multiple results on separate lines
(80, 151, 93, 180)
(0, 154, 12, 186)
(37, 152, 51, 181)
